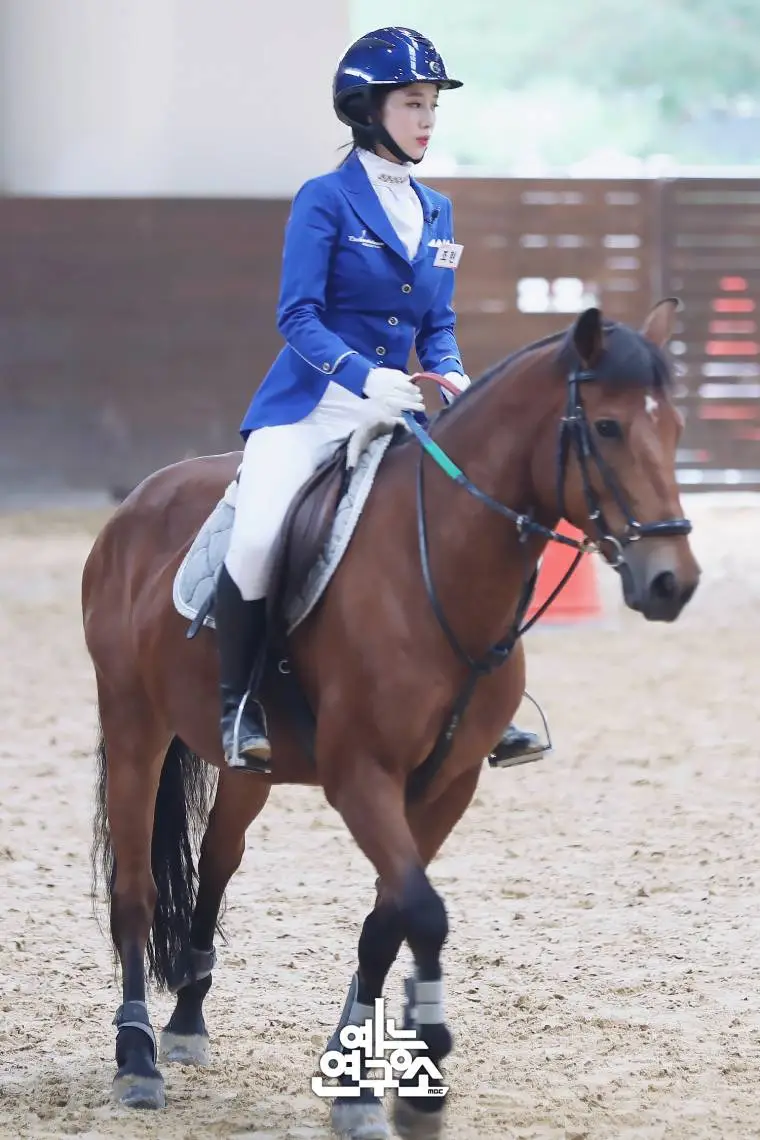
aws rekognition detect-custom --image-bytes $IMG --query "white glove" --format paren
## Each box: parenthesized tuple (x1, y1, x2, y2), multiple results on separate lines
(363, 367, 425, 419)
(441, 371, 471, 404)
(348, 369, 418, 469)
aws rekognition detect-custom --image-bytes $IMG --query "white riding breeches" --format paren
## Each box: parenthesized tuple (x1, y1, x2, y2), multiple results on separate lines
(225, 383, 370, 600)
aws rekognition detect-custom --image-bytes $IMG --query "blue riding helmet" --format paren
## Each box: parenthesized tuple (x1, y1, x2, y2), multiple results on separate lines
(333, 27, 462, 162)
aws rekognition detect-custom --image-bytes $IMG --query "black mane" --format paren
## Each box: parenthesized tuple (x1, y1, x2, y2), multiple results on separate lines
(440, 316, 674, 418)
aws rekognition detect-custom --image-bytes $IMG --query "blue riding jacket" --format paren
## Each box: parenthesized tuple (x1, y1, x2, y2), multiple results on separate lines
(239, 149, 464, 437)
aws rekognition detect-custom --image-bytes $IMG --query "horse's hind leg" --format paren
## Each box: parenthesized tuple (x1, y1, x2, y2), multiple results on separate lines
(160, 767, 272, 1067)
(326, 763, 480, 1140)
(95, 681, 171, 1109)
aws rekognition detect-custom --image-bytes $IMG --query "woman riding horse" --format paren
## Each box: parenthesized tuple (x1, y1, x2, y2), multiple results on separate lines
(215, 26, 545, 775)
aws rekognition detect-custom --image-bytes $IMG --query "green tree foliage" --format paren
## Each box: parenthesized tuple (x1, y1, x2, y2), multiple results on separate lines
(353, 0, 760, 115)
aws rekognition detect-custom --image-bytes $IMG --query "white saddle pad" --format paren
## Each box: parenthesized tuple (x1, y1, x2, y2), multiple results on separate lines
(172, 430, 396, 636)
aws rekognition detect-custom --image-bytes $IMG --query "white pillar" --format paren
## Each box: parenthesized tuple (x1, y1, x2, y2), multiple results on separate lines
(0, 0, 350, 196)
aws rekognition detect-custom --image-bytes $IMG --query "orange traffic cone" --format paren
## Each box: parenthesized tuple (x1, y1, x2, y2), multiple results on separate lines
(526, 520, 601, 624)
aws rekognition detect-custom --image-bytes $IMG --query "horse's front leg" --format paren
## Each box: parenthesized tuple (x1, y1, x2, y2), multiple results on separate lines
(324, 759, 479, 1140)
(324, 894, 406, 1140)
(392, 764, 482, 1139)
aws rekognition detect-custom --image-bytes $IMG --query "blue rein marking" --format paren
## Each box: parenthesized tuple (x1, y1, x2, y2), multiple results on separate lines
(401, 409, 595, 553)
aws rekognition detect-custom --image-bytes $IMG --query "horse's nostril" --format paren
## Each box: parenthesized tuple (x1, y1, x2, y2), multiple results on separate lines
(650, 570, 677, 601)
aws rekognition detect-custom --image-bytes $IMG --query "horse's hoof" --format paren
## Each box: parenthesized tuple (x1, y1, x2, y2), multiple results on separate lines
(393, 1096, 446, 1140)
(111, 1071, 166, 1110)
(159, 1029, 210, 1067)
(331, 1098, 392, 1139)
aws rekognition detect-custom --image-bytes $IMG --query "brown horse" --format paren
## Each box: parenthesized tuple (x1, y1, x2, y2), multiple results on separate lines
(84, 300, 699, 1139)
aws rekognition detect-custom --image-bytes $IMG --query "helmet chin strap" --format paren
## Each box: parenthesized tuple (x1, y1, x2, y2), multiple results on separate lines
(346, 91, 426, 165)
(374, 122, 424, 165)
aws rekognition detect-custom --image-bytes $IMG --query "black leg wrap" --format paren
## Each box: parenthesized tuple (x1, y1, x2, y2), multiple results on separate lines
(167, 945, 217, 995)
(113, 1001, 158, 1067)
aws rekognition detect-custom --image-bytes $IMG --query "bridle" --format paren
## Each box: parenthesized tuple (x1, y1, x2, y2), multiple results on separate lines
(557, 367, 692, 569)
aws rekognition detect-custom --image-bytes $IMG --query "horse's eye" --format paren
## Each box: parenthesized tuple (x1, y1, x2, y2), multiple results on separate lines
(595, 418, 623, 441)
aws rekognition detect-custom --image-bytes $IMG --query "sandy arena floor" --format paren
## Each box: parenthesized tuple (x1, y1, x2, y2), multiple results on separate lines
(0, 497, 757, 1139)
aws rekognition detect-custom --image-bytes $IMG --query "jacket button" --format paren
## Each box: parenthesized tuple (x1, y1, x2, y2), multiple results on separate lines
(388, 316, 398, 326)
(322, 363, 330, 372)
(376, 346, 386, 356)
(402, 284, 412, 293)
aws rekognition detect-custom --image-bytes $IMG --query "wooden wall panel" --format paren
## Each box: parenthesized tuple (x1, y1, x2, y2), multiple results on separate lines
(0, 179, 758, 496)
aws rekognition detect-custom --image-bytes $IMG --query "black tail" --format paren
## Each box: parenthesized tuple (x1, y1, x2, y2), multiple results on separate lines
(90, 718, 219, 990)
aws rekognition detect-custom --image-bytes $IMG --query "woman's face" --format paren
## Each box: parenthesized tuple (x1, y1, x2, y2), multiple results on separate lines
(379, 82, 438, 163)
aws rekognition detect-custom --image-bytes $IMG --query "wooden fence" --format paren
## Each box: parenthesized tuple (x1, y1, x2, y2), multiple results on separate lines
(1, 178, 758, 496)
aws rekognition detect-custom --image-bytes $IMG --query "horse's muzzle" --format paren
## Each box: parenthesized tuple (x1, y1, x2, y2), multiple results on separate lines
(618, 538, 701, 622)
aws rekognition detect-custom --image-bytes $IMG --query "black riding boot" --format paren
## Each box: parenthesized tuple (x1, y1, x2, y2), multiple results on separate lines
(488, 723, 550, 769)
(214, 564, 272, 774)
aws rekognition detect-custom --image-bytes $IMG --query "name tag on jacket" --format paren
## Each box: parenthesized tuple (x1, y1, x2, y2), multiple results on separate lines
(432, 240, 463, 269)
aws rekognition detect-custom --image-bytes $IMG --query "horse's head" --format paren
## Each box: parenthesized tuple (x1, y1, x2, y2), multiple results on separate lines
(540, 299, 700, 622)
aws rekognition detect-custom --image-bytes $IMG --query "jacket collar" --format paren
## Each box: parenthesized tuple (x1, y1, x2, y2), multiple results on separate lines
(337, 150, 435, 265)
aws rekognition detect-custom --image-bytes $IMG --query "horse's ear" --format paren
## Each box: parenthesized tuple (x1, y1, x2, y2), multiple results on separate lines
(641, 297, 682, 347)
(572, 307, 604, 366)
